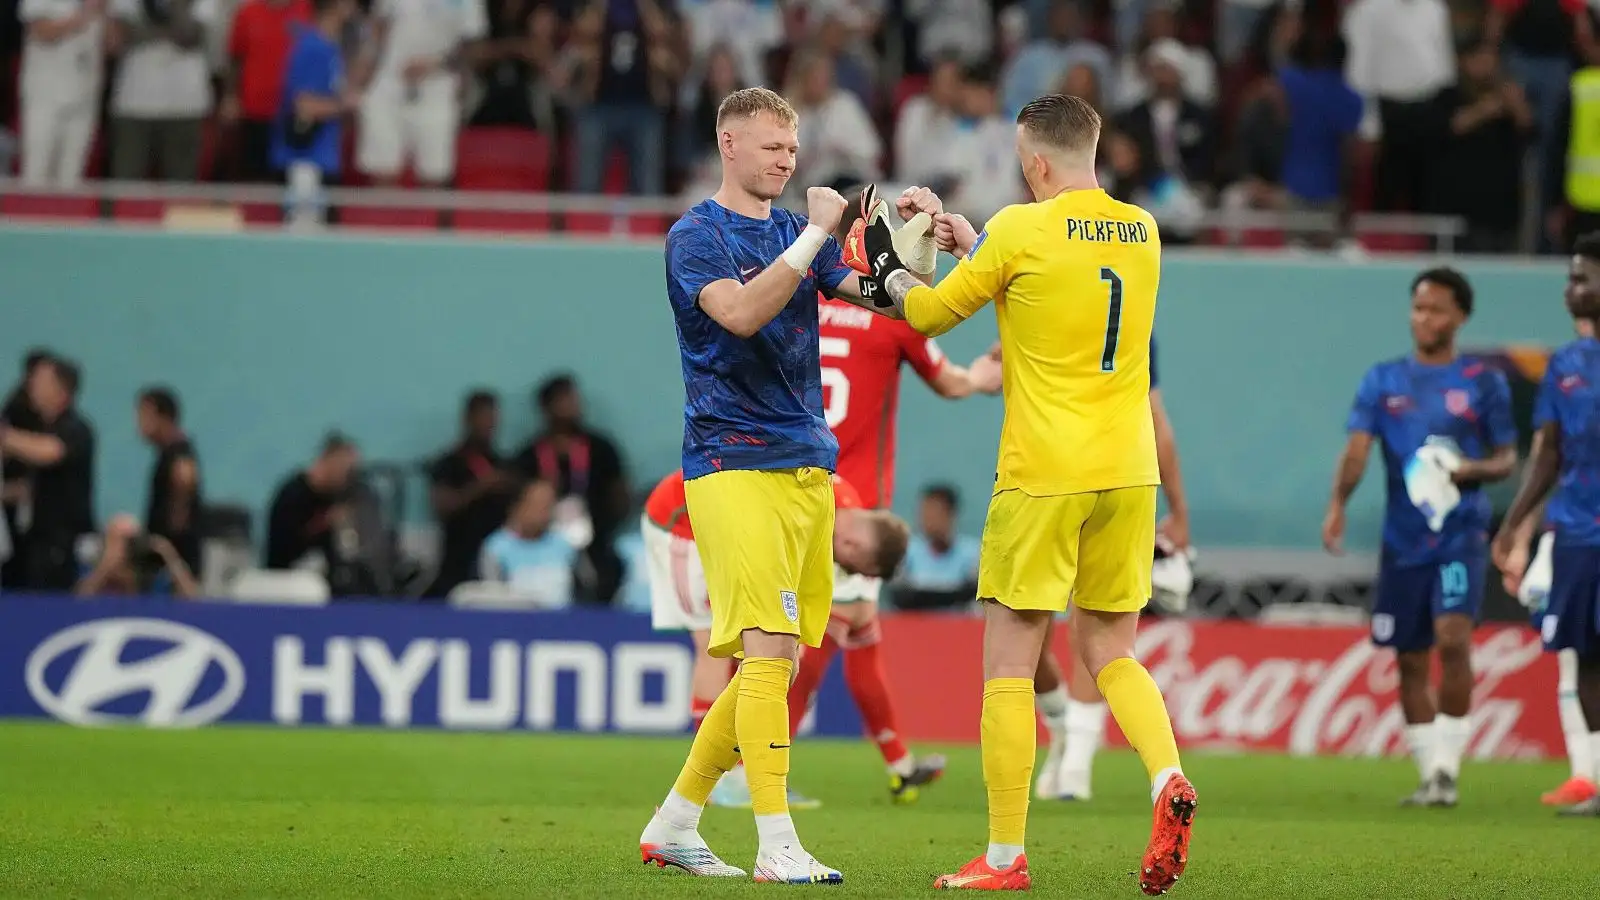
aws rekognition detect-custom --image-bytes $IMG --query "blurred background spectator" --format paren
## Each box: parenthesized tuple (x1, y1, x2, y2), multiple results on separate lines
(136, 385, 202, 578)
(478, 477, 586, 608)
(1437, 37, 1532, 253)
(786, 48, 880, 194)
(18, 0, 106, 187)
(74, 512, 200, 597)
(0, 356, 94, 591)
(892, 484, 978, 611)
(568, 0, 680, 197)
(109, 0, 216, 181)
(1002, 0, 1111, 120)
(425, 389, 517, 599)
(513, 374, 628, 604)
(221, 0, 309, 182)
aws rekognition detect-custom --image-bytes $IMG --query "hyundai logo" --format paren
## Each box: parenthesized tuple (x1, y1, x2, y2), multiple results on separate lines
(25, 618, 245, 727)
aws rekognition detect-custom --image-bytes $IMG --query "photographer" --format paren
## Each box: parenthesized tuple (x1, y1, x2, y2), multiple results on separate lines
(75, 514, 200, 598)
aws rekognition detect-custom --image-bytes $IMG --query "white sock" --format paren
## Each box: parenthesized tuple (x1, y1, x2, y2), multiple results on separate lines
(1432, 714, 1471, 779)
(1150, 766, 1183, 804)
(1036, 686, 1069, 739)
(1556, 650, 1592, 781)
(659, 789, 702, 830)
(755, 813, 800, 851)
(1405, 721, 1436, 780)
(887, 754, 916, 778)
(1061, 699, 1106, 783)
(986, 843, 1024, 870)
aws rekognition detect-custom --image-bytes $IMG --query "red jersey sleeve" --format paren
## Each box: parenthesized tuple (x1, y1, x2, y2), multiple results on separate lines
(644, 470, 695, 540)
(227, 4, 250, 59)
(898, 323, 948, 387)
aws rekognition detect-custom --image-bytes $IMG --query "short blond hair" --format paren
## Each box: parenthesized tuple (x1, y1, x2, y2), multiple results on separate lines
(862, 510, 912, 578)
(716, 87, 798, 130)
(1017, 93, 1101, 157)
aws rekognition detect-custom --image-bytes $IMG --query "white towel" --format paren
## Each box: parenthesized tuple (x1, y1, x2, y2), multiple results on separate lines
(1404, 440, 1462, 533)
(1520, 531, 1556, 611)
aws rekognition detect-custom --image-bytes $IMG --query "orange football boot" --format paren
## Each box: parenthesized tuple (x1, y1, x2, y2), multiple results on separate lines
(934, 854, 1032, 891)
(1140, 774, 1198, 896)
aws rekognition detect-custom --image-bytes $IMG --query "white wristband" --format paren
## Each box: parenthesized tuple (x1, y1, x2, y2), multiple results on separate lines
(781, 224, 829, 274)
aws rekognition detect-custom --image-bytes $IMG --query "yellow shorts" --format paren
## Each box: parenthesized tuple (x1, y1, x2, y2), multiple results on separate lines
(684, 467, 836, 658)
(977, 485, 1156, 614)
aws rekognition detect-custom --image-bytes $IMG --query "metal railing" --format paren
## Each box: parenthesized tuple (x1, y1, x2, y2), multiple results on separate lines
(0, 178, 1469, 249)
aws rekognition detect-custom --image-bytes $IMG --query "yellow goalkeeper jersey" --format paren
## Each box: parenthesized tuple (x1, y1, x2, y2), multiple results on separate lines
(903, 188, 1161, 496)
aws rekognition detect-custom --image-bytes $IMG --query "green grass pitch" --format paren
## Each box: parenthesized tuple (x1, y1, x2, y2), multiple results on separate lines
(0, 721, 1590, 898)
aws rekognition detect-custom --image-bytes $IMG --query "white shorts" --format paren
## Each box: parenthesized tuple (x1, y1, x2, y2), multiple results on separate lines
(643, 518, 711, 632)
(833, 568, 882, 604)
(357, 91, 459, 183)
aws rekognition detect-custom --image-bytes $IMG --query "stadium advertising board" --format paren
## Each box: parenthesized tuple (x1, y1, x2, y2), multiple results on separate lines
(0, 596, 1562, 759)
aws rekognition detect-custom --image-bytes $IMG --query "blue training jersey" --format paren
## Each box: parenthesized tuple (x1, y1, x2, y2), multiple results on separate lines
(1347, 356, 1517, 566)
(1150, 336, 1159, 389)
(1534, 337, 1600, 547)
(664, 199, 852, 479)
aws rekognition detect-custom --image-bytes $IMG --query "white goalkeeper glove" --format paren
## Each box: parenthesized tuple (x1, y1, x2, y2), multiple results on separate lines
(1149, 539, 1195, 614)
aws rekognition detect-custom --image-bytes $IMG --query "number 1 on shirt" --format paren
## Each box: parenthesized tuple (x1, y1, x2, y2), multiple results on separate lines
(1099, 267, 1122, 373)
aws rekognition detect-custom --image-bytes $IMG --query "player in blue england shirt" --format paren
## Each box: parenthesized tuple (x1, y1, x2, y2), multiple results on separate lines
(1322, 268, 1517, 808)
(638, 87, 941, 883)
(1494, 233, 1600, 816)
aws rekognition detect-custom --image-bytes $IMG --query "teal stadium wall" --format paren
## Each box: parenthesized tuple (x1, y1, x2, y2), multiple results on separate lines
(0, 224, 1574, 551)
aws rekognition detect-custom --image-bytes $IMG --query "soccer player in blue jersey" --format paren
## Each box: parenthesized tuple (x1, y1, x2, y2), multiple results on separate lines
(1322, 267, 1518, 808)
(636, 87, 937, 883)
(1494, 234, 1600, 817)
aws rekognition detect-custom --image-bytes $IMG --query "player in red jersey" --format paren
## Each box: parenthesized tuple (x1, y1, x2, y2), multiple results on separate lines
(783, 186, 1004, 804)
(643, 467, 913, 808)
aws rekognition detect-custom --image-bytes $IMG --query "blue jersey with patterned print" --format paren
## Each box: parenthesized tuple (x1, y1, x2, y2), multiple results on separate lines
(1534, 337, 1600, 547)
(1347, 356, 1517, 566)
(665, 200, 852, 479)
(1150, 336, 1159, 388)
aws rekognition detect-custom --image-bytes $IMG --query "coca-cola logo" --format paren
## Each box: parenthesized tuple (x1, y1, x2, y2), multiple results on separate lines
(1136, 621, 1549, 759)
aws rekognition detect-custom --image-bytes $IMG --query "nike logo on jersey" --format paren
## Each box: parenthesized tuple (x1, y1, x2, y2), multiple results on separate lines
(740, 265, 759, 277)
(769, 742, 791, 750)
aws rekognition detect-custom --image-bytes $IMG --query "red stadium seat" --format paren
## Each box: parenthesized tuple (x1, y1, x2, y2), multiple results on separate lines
(0, 193, 99, 220)
(1359, 233, 1430, 253)
(337, 206, 441, 231)
(112, 199, 168, 222)
(241, 202, 284, 225)
(456, 128, 552, 191)
(453, 209, 552, 234)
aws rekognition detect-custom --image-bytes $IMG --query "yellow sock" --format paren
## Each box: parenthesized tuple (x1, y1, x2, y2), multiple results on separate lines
(982, 677, 1036, 847)
(1097, 657, 1182, 781)
(736, 657, 794, 816)
(670, 667, 742, 807)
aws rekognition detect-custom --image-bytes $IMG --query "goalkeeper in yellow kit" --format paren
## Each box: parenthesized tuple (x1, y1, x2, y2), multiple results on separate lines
(850, 94, 1197, 894)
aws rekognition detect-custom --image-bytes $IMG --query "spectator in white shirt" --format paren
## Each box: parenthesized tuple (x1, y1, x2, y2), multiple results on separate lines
(1111, 1, 1216, 112)
(894, 56, 962, 185)
(1000, 0, 1113, 119)
(356, 0, 488, 186)
(944, 65, 1025, 227)
(479, 478, 583, 610)
(678, 0, 778, 92)
(19, 0, 107, 187)
(1342, 0, 1456, 212)
(110, 0, 218, 180)
(906, 0, 994, 69)
(785, 50, 880, 194)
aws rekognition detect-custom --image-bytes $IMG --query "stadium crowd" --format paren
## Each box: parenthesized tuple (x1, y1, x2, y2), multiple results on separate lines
(3, 0, 1599, 249)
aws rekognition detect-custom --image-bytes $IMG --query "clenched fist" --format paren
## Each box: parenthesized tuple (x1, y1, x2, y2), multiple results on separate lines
(896, 185, 944, 222)
(806, 187, 848, 235)
(934, 212, 979, 256)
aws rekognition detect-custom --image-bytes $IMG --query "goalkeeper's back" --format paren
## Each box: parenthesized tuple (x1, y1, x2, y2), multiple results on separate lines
(972, 186, 1160, 497)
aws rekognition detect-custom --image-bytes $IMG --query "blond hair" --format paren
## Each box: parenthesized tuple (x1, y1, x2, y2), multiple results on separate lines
(861, 510, 912, 578)
(716, 87, 798, 130)
(1016, 93, 1101, 158)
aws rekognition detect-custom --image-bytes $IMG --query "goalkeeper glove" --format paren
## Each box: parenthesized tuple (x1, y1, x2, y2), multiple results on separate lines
(841, 184, 925, 309)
